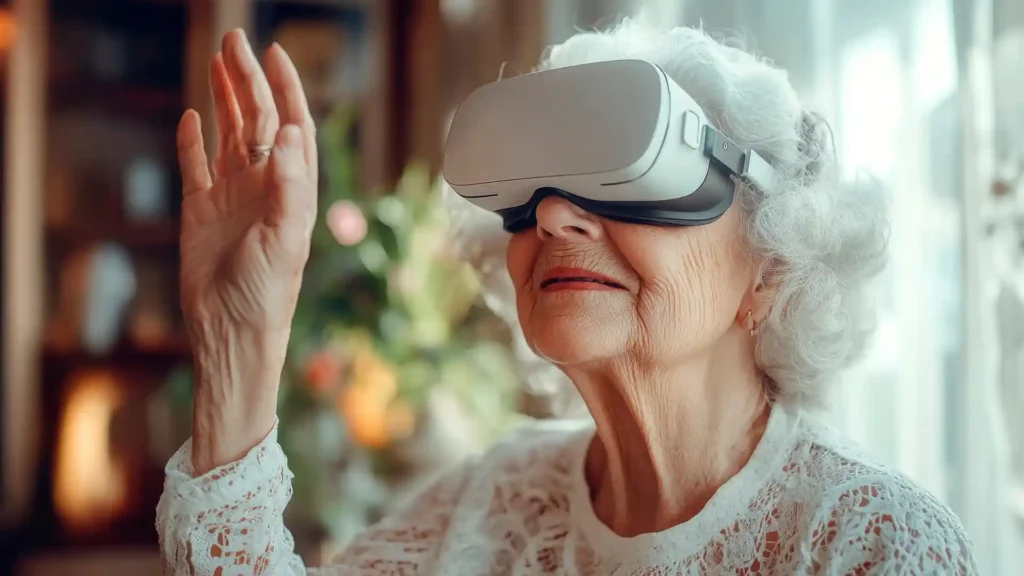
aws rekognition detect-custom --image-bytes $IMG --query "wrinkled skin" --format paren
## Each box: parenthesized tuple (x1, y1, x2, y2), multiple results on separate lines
(505, 196, 776, 535)
(176, 29, 317, 475)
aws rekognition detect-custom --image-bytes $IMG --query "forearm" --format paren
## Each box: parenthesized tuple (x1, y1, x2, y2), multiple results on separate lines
(189, 317, 289, 476)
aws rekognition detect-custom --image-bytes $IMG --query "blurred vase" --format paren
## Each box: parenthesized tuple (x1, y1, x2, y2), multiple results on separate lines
(49, 243, 136, 355)
(82, 244, 137, 354)
(123, 155, 169, 221)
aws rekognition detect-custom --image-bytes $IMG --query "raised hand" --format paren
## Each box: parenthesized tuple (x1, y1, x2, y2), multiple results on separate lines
(176, 30, 317, 475)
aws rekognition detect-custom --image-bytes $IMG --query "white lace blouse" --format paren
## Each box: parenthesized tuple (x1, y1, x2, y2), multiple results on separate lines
(156, 403, 978, 575)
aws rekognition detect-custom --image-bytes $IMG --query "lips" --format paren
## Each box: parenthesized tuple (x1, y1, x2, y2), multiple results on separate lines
(540, 267, 625, 290)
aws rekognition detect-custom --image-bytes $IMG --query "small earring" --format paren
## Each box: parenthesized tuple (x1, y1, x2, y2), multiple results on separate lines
(746, 309, 757, 337)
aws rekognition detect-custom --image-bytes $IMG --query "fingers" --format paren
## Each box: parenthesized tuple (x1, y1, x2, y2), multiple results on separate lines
(210, 53, 245, 173)
(264, 42, 317, 171)
(264, 43, 312, 130)
(267, 124, 315, 231)
(177, 110, 212, 197)
(209, 30, 317, 180)
(222, 29, 279, 148)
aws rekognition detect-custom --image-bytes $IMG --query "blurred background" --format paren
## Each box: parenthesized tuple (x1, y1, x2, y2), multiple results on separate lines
(0, 0, 1021, 574)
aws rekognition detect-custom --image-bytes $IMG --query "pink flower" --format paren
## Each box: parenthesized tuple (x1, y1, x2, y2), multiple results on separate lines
(326, 201, 368, 246)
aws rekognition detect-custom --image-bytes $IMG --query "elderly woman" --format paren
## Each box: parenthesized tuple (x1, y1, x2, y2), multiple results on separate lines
(158, 18, 977, 576)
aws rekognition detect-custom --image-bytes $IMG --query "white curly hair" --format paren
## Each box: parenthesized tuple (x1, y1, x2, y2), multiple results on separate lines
(443, 15, 889, 410)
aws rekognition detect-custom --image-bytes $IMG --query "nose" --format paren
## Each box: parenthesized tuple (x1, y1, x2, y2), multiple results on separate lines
(534, 196, 603, 241)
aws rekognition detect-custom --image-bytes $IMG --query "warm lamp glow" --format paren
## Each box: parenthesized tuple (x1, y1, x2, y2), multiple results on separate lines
(53, 371, 130, 533)
(0, 10, 16, 54)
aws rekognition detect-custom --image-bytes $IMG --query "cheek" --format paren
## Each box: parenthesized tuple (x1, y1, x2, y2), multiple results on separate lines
(627, 227, 747, 343)
(505, 233, 540, 318)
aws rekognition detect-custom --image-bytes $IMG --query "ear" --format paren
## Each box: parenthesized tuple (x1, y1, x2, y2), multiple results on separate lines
(735, 260, 781, 334)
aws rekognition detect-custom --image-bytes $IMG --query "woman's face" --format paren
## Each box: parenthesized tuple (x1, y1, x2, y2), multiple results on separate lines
(506, 196, 758, 367)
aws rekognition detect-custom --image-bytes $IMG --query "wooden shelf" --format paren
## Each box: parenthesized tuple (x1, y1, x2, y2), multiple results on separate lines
(49, 83, 182, 122)
(42, 337, 192, 367)
(46, 221, 179, 253)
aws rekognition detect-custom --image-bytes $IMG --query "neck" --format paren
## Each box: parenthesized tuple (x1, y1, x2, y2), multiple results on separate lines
(567, 334, 770, 537)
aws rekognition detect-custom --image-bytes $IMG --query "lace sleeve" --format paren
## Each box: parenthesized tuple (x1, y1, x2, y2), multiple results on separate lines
(156, 421, 308, 575)
(812, 475, 979, 575)
(157, 420, 477, 576)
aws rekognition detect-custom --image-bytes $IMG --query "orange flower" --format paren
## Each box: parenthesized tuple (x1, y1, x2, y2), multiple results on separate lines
(338, 386, 390, 448)
(303, 350, 344, 394)
(337, 343, 405, 449)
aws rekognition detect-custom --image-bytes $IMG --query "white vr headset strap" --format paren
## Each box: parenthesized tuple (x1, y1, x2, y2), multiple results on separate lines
(743, 152, 776, 191)
(703, 125, 776, 192)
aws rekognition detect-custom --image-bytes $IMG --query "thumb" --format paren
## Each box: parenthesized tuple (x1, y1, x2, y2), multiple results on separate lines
(267, 124, 314, 230)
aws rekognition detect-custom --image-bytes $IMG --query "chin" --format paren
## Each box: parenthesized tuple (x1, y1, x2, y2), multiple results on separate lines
(524, 311, 628, 366)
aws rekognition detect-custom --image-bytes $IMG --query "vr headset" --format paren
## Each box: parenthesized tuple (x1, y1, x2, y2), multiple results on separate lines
(442, 59, 777, 233)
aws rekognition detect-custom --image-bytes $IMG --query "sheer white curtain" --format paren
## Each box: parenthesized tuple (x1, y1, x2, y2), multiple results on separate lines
(830, 0, 960, 501)
(963, 0, 1024, 569)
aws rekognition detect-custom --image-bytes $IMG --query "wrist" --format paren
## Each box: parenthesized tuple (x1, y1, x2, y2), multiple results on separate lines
(188, 318, 288, 475)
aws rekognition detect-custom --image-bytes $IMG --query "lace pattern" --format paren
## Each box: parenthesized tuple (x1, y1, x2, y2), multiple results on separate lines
(157, 423, 307, 575)
(157, 410, 978, 575)
(812, 477, 975, 574)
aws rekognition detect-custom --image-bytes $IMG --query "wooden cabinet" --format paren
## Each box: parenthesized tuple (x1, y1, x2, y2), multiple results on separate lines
(5, 0, 227, 553)
(0, 0, 420, 557)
